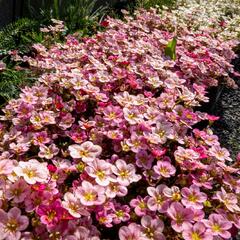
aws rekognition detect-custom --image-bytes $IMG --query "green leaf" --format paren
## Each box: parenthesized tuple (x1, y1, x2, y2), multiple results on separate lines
(164, 37, 177, 60)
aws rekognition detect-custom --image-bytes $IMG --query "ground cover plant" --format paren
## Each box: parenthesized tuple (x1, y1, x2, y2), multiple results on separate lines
(0, 6, 239, 239)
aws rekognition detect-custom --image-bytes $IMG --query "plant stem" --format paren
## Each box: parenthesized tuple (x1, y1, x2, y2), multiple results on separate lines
(54, 0, 59, 19)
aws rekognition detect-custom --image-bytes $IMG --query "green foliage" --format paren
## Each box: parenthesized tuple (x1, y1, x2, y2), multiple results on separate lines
(136, 0, 176, 9)
(26, 0, 108, 34)
(0, 18, 43, 55)
(165, 37, 177, 60)
(0, 68, 36, 106)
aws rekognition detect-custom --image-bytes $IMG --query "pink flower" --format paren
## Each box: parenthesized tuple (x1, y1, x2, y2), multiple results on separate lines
(163, 186, 181, 201)
(141, 215, 165, 240)
(209, 145, 232, 162)
(202, 214, 232, 239)
(0, 159, 14, 175)
(110, 204, 130, 224)
(5, 179, 30, 203)
(105, 180, 128, 198)
(167, 202, 194, 232)
(68, 141, 102, 162)
(119, 223, 146, 240)
(75, 180, 106, 206)
(36, 200, 66, 228)
(85, 159, 114, 186)
(0, 61, 6, 71)
(0, 207, 29, 240)
(62, 192, 90, 218)
(130, 196, 150, 216)
(181, 185, 207, 209)
(59, 113, 75, 130)
(213, 187, 240, 212)
(111, 159, 141, 186)
(153, 160, 176, 178)
(147, 184, 169, 212)
(136, 150, 154, 169)
(32, 131, 51, 146)
(182, 222, 213, 240)
(14, 159, 49, 184)
(38, 143, 59, 159)
(123, 107, 143, 125)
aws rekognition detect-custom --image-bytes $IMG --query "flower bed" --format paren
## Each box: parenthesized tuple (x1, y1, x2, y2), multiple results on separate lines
(0, 9, 239, 240)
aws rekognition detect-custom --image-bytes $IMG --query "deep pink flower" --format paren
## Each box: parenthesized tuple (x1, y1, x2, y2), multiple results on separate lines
(36, 200, 66, 228)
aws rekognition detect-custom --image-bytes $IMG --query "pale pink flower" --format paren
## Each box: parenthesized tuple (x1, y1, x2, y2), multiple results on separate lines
(119, 223, 146, 240)
(111, 159, 141, 186)
(38, 143, 59, 159)
(62, 192, 90, 218)
(105, 180, 128, 198)
(85, 159, 113, 186)
(182, 222, 213, 240)
(147, 184, 169, 212)
(202, 214, 232, 239)
(167, 202, 194, 232)
(213, 187, 240, 212)
(75, 181, 106, 206)
(40, 111, 56, 125)
(174, 146, 199, 164)
(141, 215, 165, 240)
(0, 159, 14, 175)
(68, 141, 102, 162)
(0, 207, 29, 240)
(65, 226, 100, 240)
(163, 186, 181, 201)
(9, 142, 30, 155)
(149, 122, 173, 144)
(153, 160, 176, 178)
(209, 145, 232, 162)
(181, 185, 207, 209)
(123, 107, 143, 125)
(14, 159, 49, 184)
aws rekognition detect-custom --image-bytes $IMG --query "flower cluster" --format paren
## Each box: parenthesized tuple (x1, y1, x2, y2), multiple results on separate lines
(161, 0, 240, 41)
(0, 7, 239, 240)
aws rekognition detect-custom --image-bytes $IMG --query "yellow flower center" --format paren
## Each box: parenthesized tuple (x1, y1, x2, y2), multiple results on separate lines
(191, 232, 201, 240)
(23, 168, 36, 178)
(79, 150, 89, 157)
(119, 170, 129, 178)
(188, 194, 198, 202)
(84, 192, 95, 201)
(212, 224, 221, 232)
(6, 219, 18, 232)
(96, 171, 105, 179)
